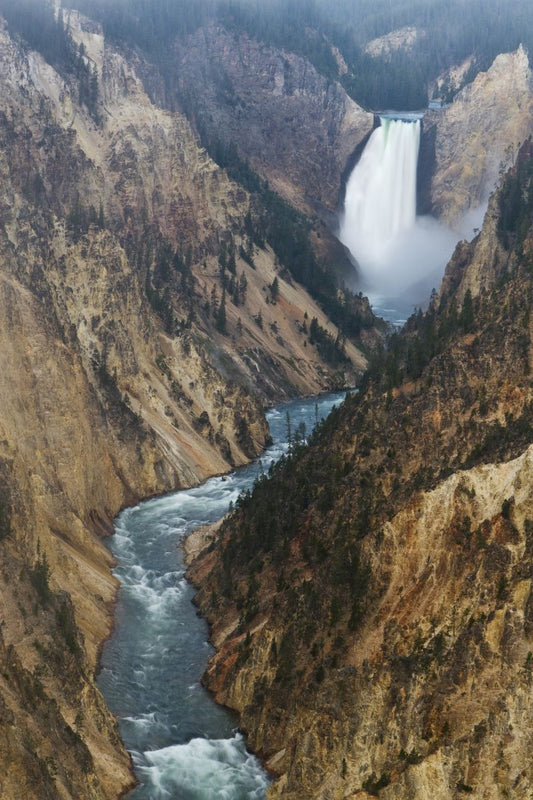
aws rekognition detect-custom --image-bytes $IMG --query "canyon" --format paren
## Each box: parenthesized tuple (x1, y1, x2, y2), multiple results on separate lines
(0, 10, 376, 798)
(189, 141, 533, 799)
(0, 3, 532, 799)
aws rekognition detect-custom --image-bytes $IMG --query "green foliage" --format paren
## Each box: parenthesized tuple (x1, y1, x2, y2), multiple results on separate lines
(215, 289, 227, 334)
(0, 0, 74, 71)
(341, 49, 427, 110)
(362, 772, 390, 795)
(524, 651, 533, 675)
(399, 748, 423, 765)
(309, 317, 349, 367)
(73, 0, 533, 113)
(459, 290, 474, 333)
(498, 141, 533, 250)
(133, 236, 199, 335)
(0, 488, 11, 541)
(66, 198, 106, 238)
(275, 631, 296, 683)
(333, 0, 533, 109)
(247, 186, 373, 339)
(76, 0, 339, 84)
(93, 353, 145, 436)
(75, 0, 209, 56)
(501, 498, 512, 520)
(56, 598, 81, 656)
(497, 575, 508, 600)
(463, 407, 533, 469)
(362, 303, 444, 391)
(29, 551, 51, 604)
(145, 274, 175, 335)
(155, 353, 171, 379)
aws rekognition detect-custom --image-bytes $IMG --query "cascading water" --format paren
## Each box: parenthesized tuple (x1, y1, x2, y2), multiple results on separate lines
(341, 117, 420, 260)
(340, 114, 458, 321)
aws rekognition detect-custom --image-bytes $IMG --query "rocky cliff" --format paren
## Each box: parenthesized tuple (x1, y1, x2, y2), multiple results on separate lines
(426, 46, 533, 227)
(4, 3, 532, 798)
(188, 142, 533, 798)
(144, 14, 533, 256)
(0, 7, 377, 798)
(174, 24, 374, 216)
(364, 26, 423, 59)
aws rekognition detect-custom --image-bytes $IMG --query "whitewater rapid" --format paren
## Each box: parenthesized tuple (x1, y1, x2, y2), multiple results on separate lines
(98, 392, 346, 799)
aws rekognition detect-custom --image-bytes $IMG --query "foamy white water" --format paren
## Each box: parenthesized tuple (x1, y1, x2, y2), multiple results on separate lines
(340, 115, 459, 313)
(98, 392, 346, 799)
(342, 117, 420, 255)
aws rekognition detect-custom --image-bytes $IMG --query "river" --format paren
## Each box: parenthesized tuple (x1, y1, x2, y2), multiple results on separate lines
(97, 391, 346, 799)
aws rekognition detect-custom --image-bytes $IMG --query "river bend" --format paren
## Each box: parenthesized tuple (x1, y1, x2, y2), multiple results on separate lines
(98, 392, 345, 799)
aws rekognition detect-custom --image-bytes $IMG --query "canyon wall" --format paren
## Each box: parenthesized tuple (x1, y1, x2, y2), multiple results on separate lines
(0, 10, 376, 798)
(426, 46, 533, 227)
(2, 5, 532, 798)
(188, 142, 533, 799)
(174, 24, 374, 216)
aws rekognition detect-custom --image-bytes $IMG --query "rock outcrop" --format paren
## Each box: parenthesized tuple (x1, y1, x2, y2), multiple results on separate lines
(426, 46, 533, 226)
(364, 26, 423, 59)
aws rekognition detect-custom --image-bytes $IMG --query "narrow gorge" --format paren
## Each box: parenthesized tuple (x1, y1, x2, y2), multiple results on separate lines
(0, 1, 533, 799)
(0, 8, 377, 797)
(189, 139, 533, 799)
(100, 393, 344, 798)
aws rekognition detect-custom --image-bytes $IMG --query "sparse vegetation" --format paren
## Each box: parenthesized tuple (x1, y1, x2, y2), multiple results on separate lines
(189, 141, 533, 800)
(29, 551, 51, 605)
(0, 488, 11, 541)
(362, 772, 390, 795)
(0, 0, 100, 120)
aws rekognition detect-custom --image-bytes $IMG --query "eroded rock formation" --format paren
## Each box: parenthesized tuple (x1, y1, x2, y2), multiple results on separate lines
(188, 142, 533, 799)
(174, 24, 374, 215)
(0, 9, 376, 797)
(426, 46, 533, 227)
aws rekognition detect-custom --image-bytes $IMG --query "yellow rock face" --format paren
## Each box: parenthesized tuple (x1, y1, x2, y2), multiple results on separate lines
(0, 10, 374, 799)
(186, 147, 533, 799)
(429, 46, 533, 227)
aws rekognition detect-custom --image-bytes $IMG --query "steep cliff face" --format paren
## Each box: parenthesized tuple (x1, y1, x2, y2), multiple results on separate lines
(364, 26, 423, 59)
(0, 8, 376, 798)
(188, 144, 533, 798)
(426, 46, 533, 226)
(174, 24, 374, 215)
(191, 451, 533, 800)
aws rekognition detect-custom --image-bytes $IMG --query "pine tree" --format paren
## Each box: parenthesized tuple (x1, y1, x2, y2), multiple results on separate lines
(215, 289, 227, 334)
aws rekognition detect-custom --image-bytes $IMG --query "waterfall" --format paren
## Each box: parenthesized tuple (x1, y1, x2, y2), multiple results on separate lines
(340, 115, 457, 313)
(340, 116, 421, 268)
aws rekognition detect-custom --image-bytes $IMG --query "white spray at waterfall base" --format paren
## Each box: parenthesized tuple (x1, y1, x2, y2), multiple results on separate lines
(340, 116, 460, 309)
